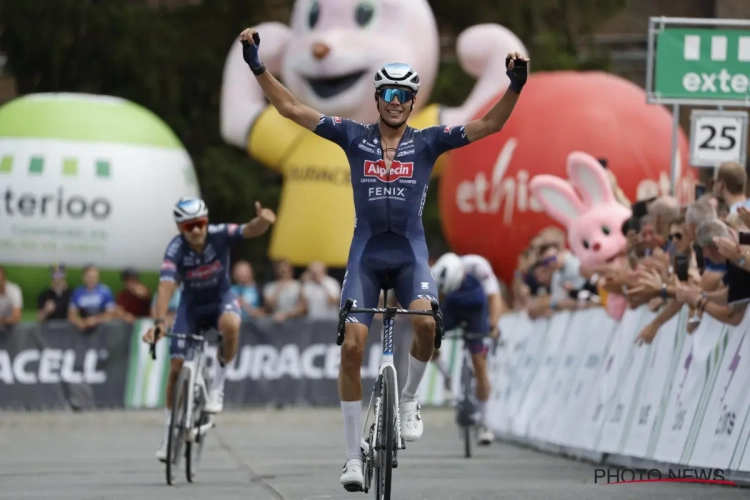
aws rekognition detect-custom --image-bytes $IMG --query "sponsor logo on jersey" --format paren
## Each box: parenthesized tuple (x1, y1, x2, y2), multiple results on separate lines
(161, 260, 176, 271)
(363, 160, 414, 183)
(444, 126, 453, 133)
(333, 116, 342, 124)
(186, 260, 221, 280)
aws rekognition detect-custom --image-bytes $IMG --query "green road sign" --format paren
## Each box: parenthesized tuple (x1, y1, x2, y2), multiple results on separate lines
(655, 28, 750, 102)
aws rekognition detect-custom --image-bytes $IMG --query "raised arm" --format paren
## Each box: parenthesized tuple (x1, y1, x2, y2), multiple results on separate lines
(239, 29, 320, 131)
(463, 52, 528, 143)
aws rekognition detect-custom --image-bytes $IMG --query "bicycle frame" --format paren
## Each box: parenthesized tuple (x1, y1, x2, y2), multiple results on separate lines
(180, 336, 213, 442)
(336, 291, 445, 455)
(150, 331, 214, 442)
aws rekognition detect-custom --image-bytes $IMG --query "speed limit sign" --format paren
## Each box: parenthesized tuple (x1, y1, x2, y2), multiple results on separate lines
(689, 110, 748, 167)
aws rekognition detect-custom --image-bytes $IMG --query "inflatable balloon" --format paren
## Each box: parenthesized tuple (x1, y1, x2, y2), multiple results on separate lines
(439, 71, 696, 285)
(219, 0, 527, 268)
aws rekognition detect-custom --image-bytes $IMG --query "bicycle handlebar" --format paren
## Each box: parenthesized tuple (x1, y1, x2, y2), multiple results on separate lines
(336, 297, 445, 349)
(148, 328, 206, 361)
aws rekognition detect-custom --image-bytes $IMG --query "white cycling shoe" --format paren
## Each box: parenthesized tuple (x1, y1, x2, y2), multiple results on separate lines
(340, 458, 364, 492)
(400, 400, 424, 442)
(478, 425, 494, 446)
(155, 440, 168, 462)
(204, 386, 224, 413)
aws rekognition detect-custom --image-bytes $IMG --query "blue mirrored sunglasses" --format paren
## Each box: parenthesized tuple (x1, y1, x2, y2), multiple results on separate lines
(377, 88, 414, 103)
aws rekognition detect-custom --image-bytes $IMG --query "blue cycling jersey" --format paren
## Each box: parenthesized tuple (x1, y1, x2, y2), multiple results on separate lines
(445, 274, 487, 308)
(313, 115, 472, 327)
(159, 223, 244, 307)
(314, 116, 471, 240)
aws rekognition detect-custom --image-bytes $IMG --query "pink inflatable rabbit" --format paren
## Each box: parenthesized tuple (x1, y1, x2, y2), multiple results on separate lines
(529, 151, 632, 320)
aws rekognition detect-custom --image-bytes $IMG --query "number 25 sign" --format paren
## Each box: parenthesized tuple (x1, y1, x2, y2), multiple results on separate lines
(689, 110, 748, 167)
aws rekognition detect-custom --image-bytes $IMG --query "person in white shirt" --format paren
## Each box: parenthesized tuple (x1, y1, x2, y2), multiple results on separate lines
(0, 266, 23, 327)
(301, 261, 341, 320)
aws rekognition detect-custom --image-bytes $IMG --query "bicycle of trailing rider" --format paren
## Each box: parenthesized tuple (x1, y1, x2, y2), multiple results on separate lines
(150, 327, 217, 485)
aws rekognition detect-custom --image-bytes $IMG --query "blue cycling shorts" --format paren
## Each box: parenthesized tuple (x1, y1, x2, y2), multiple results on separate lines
(170, 289, 240, 359)
(341, 232, 438, 328)
(441, 302, 489, 355)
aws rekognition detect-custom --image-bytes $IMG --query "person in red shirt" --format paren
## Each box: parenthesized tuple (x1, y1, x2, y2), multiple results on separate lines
(116, 267, 152, 322)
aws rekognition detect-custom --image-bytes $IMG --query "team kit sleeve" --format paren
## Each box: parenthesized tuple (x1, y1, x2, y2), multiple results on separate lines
(160, 238, 181, 283)
(102, 286, 116, 311)
(313, 115, 363, 148)
(423, 124, 472, 157)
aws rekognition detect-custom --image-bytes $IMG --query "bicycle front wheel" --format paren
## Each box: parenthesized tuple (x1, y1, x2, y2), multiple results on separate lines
(375, 368, 396, 500)
(166, 370, 189, 485)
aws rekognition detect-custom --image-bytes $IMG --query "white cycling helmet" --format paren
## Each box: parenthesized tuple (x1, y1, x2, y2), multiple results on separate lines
(173, 196, 208, 223)
(432, 252, 465, 295)
(373, 62, 420, 93)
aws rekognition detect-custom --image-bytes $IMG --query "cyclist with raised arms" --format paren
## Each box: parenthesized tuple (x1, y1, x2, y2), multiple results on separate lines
(431, 252, 501, 446)
(143, 196, 276, 462)
(238, 28, 528, 491)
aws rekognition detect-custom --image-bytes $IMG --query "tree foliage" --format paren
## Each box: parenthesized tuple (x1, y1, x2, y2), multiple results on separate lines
(0, 0, 625, 280)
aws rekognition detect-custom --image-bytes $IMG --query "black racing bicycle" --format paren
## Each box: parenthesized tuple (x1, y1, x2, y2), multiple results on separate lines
(336, 285, 444, 500)
(444, 325, 489, 459)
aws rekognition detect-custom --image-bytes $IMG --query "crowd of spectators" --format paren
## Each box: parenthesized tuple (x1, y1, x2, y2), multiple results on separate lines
(0, 258, 343, 330)
(510, 160, 750, 341)
(4, 161, 750, 337)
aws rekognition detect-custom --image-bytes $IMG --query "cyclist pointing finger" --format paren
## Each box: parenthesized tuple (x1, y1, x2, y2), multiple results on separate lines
(238, 27, 528, 491)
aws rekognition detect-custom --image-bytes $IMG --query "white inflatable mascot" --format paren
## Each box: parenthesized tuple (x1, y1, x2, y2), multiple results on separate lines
(220, 0, 527, 268)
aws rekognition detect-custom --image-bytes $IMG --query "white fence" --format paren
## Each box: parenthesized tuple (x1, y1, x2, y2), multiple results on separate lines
(418, 306, 750, 480)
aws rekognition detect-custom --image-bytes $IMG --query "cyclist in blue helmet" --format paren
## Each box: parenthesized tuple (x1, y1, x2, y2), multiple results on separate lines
(143, 196, 276, 462)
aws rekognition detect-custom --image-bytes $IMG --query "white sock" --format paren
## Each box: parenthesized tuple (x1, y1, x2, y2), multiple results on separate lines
(477, 400, 488, 426)
(401, 355, 428, 402)
(211, 362, 226, 391)
(341, 401, 363, 462)
(163, 408, 172, 439)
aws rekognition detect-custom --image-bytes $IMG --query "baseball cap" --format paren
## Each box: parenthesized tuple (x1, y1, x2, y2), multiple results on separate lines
(51, 264, 66, 279)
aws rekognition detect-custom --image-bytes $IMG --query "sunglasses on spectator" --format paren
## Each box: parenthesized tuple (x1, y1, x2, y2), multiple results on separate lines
(668, 232, 683, 241)
(541, 255, 557, 266)
(180, 217, 208, 232)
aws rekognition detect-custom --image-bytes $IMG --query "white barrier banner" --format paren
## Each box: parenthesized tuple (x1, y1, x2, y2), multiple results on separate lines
(508, 316, 550, 436)
(651, 315, 727, 464)
(525, 311, 574, 440)
(596, 310, 656, 453)
(577, 308, 644, 450)
(620, 310, 687, 458)
(688, 311, 750, 469)
(549, 310, 618, 447)
(528, 310, 590, 442)
(487, 314, 525, 434)
(489, 305, 750, 474)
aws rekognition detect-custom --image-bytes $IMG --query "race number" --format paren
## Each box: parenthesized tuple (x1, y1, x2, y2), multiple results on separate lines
(689, 110, 748, 167)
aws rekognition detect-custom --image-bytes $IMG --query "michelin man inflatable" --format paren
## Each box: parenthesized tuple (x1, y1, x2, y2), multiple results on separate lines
(220, 0, 527, 268)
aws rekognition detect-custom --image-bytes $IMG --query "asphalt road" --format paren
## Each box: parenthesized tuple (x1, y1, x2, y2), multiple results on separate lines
(0, 407, 746, 500)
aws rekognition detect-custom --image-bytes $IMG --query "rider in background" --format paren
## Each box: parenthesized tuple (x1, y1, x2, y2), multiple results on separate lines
(431, 252, 499, 445)
(238, 27, 527, 491)
(142, 196, 276, 462)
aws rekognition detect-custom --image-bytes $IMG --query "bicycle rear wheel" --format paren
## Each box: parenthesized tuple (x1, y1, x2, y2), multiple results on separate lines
(374, 368, 396, 500)
(166, 370, 189, 485)
(460, 357, 474, 459)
